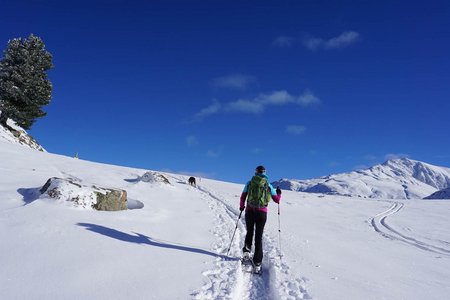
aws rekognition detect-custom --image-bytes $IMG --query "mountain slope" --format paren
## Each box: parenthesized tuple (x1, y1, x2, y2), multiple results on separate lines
(273, 158, 450, 199)
(424, 187, 450, 199)
(1, 139, 450, 299)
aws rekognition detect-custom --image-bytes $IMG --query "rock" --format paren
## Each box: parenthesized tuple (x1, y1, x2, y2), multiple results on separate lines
(93, 190, 127, 211)
(0, 117, 45, 152)
(140, 171, 170, 184)
(40, 177, 127, 211)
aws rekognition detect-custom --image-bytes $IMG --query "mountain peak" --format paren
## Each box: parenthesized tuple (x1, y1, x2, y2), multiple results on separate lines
(382, 157, 417, 166)
(274, 159, 450, 199)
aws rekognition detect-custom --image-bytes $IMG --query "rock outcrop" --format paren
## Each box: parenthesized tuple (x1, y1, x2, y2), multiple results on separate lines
(140, 171, 171, 184)
(40, 177, 127, 211)
(0, 116, 45, 151)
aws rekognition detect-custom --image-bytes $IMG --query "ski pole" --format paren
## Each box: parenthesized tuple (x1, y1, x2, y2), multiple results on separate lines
(226, 210, 243, 256)
(278, 203, 282, 259)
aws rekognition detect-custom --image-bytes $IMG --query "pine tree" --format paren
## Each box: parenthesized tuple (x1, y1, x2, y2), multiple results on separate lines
(0, 34, 53, 129)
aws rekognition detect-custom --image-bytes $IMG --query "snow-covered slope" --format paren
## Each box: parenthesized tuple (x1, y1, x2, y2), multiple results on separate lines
(1, 140, 450, 299)
(0, 116, 45, 151)
(274, 158, 450, 199)
(424, 187, 450, 199)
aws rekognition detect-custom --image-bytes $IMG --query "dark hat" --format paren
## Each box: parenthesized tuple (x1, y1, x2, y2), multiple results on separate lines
(255, 165, 266, 173)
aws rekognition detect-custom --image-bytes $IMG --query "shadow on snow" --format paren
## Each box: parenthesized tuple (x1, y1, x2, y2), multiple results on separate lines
(77, 222, 237, 261)
(17, 187, 41, 205)
(124, 177, 140, 183)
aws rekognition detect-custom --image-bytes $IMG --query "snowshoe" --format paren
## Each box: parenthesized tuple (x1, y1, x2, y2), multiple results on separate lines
(242, 252, 251, 262)
(253, 263, 262, 275)
(241, 253, 254, 273)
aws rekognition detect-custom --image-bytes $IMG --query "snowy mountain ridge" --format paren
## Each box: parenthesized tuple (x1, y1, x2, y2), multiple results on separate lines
(273, 158, 450, 199)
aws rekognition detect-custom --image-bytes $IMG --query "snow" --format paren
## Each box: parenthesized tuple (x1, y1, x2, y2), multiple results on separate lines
(274, 158, 450, 199)
(424, 187, 450, 199)
(0, 115, 45, 151)
(38, 177, 101, 209)
(1, 137, 450, 299)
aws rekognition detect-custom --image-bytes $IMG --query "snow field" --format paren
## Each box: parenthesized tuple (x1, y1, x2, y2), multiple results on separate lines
(1, 140, 450, 299)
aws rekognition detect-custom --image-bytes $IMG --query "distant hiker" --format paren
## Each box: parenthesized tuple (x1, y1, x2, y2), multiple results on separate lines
(240, 165, 281, 273)
(188, 176, 196, 186)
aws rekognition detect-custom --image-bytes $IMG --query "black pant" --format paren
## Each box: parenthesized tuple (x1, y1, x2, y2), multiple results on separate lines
(243, 209, 267, 264)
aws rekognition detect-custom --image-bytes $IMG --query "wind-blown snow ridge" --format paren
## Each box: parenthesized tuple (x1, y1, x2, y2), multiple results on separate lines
(274, 158, 450, 199)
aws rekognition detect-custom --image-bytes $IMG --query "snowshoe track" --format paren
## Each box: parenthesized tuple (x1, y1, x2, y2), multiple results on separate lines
(186, 182, 310, 299)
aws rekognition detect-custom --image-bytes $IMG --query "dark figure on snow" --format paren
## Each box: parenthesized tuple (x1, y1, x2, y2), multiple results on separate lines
(188, 176, 196, 186)
(239, 165, 281, 273)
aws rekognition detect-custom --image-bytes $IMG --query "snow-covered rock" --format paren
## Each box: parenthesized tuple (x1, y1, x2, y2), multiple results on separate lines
(424, 187, 450, 199)
(0, 115, 45, 151)
(40, 177, 127, 210)
(273, 158, 450, 199)
(140, 171, 171, 184)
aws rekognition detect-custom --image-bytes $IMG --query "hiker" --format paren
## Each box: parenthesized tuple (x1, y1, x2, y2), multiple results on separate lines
(240, 165, 281, 272)
(188, 176, 196, 186)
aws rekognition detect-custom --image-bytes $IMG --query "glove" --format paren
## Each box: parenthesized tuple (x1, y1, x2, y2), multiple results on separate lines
(240, 206, 245, 211)
(276, 187, 282, 195)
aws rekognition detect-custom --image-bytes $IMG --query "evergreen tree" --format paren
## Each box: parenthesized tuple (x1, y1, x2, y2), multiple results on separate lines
(0, 34, 53, 129)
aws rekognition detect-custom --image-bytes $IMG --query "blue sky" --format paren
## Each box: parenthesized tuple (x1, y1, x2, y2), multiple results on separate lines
(1, 0, 449, 183)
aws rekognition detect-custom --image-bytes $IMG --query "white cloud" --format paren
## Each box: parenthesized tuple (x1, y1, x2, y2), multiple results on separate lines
(259, 90, 294, 105)
(272, 36, 295, 48)
(211, 74, 256, 90)
(303, 31, 360, 51)
(192, 90, 320, 120)
(325, 31, 360, 49)
(286, 125, 306, 135)
(297, 90, 320, 106)
(193, 99, 221, 120)
(225, 90, 320, 114)
(303, 37, 323, 51)
(186, 135, 199, 147)
(226, 99, 265, 114)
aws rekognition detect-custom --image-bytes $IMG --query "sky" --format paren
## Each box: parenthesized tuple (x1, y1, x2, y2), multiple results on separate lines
(1, 0, 450, 183)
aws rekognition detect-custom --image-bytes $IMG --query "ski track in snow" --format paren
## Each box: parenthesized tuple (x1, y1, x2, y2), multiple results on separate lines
(172, 179, 311, 300)
(370, 201, 450, 257)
